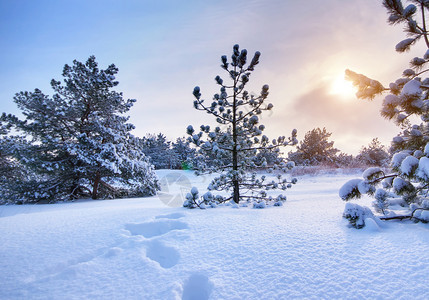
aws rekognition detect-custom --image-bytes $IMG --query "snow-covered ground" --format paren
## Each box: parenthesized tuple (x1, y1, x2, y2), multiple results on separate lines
(1, 170, 428, 299)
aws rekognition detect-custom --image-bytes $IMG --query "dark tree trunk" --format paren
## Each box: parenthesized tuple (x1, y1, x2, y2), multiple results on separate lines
(232, 142, 239, 203)
(232, 68, 240, 204)
(232, 175, 240, 203)
(92, 171, 101, 199)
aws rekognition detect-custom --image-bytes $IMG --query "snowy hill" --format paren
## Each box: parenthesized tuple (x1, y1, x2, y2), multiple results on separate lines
(1, 170, 428, 299)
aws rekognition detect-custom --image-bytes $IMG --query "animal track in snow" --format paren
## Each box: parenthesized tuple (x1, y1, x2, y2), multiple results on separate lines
(182, 273, 213, 300)
(125, 219, 189, 238)
(145, 240, 180, 268)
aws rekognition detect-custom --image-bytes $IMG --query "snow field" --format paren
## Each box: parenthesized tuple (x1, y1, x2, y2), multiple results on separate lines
(0, 170, 428, 299)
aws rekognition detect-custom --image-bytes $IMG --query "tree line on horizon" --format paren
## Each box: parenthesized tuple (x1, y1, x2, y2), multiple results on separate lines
(143, 128, 391, 170)
(0, 53, 391, 206)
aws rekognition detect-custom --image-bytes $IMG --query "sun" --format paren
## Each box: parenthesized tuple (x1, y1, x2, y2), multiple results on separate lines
(329, 74, 356, 98)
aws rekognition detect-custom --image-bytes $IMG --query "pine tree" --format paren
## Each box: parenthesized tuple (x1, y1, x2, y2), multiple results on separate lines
(340, 0, 429, 225)
(171, 137, 196, 169)
(141, 134, 196, 170)
(288, 127, 339, 166)
(186, 44, 297, 208)
(2, 56, 159, 203)
(141, 133, 176, 169)
(356, 138, 390, 167)
(0, 118, 13, 177)
(0, 117, 30, 204)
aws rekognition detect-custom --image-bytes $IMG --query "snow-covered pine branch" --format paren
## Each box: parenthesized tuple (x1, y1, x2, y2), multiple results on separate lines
(340, 0, 429, 228)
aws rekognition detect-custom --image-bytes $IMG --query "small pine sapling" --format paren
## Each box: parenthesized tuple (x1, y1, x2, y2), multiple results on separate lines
(186, 44, 297, 209)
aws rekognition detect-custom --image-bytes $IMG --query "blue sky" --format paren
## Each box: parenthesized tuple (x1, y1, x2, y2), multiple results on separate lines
(0, 0, 424, 154)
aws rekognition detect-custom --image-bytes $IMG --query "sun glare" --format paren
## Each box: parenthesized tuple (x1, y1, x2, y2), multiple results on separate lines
(330, 74, 356, 98)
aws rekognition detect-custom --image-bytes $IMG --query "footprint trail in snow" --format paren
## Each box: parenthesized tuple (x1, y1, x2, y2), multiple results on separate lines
(125, 212, 214, 299)
(124, 212, 187, 268)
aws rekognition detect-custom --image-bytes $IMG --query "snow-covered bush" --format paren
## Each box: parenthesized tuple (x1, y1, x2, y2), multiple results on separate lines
(186, 44, 298, 208)
(343, 202, 380, 229)
(1, 56, 159, 203)
(183, 188, 224, 209)
(341, 0, 429, 226)
(183, 187, 200, 209)
(183, 186, 287, 209)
